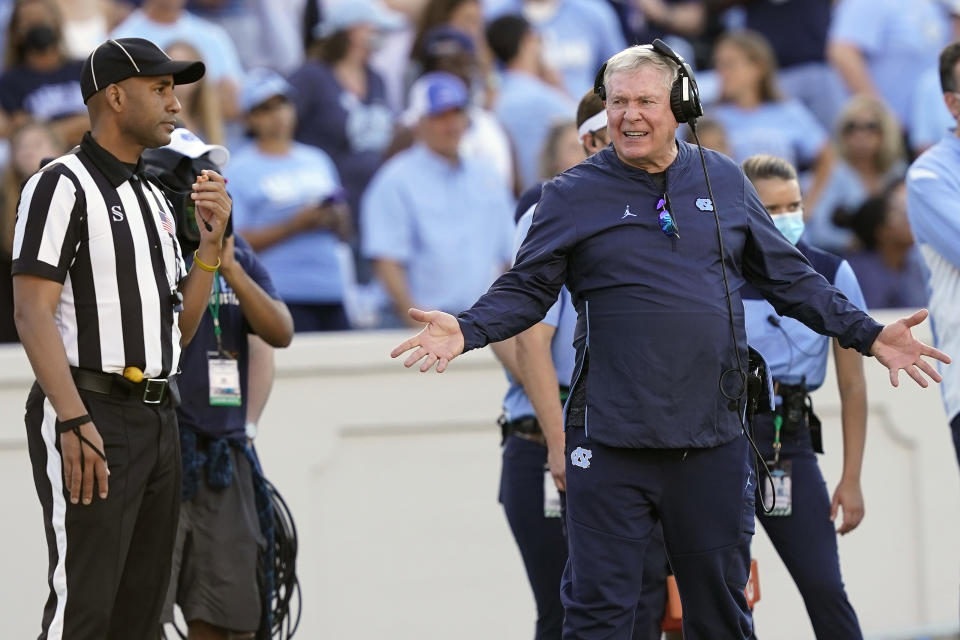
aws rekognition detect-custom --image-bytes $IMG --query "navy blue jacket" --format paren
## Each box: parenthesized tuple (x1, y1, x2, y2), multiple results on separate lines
(457, 142, 882, 449)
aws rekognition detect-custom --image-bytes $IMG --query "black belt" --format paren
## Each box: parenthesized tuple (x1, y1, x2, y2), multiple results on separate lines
(71, 367, 174, 405)
(499, 415, 546, 446)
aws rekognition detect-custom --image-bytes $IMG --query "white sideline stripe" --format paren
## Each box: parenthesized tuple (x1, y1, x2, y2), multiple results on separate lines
(41, 398, 68, 639)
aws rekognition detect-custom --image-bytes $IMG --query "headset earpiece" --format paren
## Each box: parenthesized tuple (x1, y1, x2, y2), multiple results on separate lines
(652, 38, 703, 124)
(593, 62, 608, 101)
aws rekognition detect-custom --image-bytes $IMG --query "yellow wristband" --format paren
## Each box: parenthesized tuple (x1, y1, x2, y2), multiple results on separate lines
(193, 250, 221, 272)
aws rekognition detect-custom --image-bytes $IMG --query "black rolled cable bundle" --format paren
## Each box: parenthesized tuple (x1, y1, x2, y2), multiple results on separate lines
(264, 478, 302, 640)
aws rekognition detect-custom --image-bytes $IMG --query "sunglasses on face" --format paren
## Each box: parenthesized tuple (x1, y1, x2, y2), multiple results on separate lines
(656, 196, 679, 239)
(842, 120, 881, 135)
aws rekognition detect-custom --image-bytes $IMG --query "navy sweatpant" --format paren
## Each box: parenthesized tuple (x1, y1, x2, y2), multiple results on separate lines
(561, 426, 755, 640)
(951, 414, 960, 471)
(754, 413, 862, 639)
(499, 435, 667, 640)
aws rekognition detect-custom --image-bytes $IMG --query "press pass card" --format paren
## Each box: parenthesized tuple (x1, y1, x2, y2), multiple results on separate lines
(762, 460, 792, 517)
(544, 469, 562, 519)
(208, 354, 242, 406)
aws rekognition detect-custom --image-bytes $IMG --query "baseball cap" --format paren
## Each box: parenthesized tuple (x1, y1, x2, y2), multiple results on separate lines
(422, 27, 475, 60)
(313, 0, 404, 39)
(404, 72, 469, 122)
(162, 128, 230, 169)
(81, 38, 205, 103)
(240, 68, 294, 113)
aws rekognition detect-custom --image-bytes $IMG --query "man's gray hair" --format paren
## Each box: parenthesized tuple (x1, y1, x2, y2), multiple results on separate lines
(602, 45, 679, 96)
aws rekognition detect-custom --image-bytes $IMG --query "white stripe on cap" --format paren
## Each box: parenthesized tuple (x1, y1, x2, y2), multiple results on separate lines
(90, 47, 99, 92)
(110, 39, 140, 72)
(578, 111, 608, 138)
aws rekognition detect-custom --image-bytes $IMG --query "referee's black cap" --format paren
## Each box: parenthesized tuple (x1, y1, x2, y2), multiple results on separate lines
(81, 38, 205, 103)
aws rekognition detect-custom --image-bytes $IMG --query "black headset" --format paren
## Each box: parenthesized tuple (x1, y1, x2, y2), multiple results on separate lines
(593, 38, 703, 124)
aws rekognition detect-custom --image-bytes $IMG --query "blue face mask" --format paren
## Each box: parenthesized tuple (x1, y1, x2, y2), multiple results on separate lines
(772, 210, 805, 245)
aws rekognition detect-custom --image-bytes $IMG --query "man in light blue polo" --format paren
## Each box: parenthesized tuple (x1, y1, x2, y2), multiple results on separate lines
(361, 72, 515, 327)
(906, 42, 960, 468)
(486, 15, 575, 190)
(828, 0, 949, 128)
(485, 0, 625, 99)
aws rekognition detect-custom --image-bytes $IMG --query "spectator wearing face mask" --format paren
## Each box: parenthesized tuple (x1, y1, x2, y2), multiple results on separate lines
(0, 0, 89, 147)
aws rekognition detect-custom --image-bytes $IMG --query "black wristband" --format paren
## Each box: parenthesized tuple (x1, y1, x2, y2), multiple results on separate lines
(56, 414, 91, 434)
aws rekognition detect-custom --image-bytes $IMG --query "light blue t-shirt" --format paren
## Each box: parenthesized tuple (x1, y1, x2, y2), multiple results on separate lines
(745, 255, 867, 391)
(906, 134, 960, 422)
(502, 205, 577, 421)
(910, 67, 956, 152)
(227, 142, 346, 303)
(110, 10, 245, 82)
(829, 0, 948, 126)
(487, 0, 626, 98)
(361, 143, 515, 314)
(708, 99, 827, 167)
(495, 70, 575, 189)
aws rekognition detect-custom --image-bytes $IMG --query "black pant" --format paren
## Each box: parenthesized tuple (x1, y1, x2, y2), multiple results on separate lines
(753, 412, 862, 639)
(951, 414, 960, 472)
(287, 302, 350, 332)
(25, 382, 180, 640)
(562, 428, 755, 640)
(499, 435, 668, 640)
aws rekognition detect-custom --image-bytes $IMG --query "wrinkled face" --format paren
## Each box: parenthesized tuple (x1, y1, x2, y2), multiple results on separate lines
(116, 75, 181, 148)
(246, 95, 296, 141)
(714, 41, 762, 101)
(418, 108, 469, 159)
(605, 66, 678, 171)
(753, 177, 802, 218)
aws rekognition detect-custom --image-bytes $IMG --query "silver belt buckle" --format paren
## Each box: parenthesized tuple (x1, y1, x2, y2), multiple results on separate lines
(143, 378, 167, 404)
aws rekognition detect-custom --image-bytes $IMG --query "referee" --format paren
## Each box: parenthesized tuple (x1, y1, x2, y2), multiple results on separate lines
(12, 38, 230, 639)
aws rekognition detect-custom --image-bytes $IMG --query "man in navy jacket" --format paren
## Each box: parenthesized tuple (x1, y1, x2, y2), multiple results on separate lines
(392, 45, 949, 640)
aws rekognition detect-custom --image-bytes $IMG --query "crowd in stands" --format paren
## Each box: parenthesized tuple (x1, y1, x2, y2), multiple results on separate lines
(0, 0, 956, 337)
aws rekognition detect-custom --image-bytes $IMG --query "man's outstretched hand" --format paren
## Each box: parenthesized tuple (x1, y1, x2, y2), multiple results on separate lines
(870, 309, 951, 387)
(391, 309, 465, 372)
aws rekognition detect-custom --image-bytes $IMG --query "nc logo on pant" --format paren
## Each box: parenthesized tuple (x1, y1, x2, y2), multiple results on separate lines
(570, 447, 592, 469)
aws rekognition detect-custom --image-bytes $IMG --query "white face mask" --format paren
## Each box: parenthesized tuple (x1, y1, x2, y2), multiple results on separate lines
(772, 210, 805, 245)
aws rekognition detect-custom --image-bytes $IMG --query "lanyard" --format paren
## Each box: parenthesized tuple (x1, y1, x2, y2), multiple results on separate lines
(208, 273, 223, 354)
(772, 414, 783, 464)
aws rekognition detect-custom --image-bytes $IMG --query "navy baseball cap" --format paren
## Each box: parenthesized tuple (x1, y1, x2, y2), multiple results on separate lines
(81, 38, 205, 103)
(404, 72, 469, 121)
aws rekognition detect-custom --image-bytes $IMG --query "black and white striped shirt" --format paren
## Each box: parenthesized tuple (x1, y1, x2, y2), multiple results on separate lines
(12, 132, 186, 378)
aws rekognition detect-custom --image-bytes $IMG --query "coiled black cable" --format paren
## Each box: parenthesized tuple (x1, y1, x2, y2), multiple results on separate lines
(265, 478, 302, 640)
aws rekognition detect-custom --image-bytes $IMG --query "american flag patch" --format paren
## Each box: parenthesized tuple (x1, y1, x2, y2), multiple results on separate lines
(158, 207, 174, 235)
